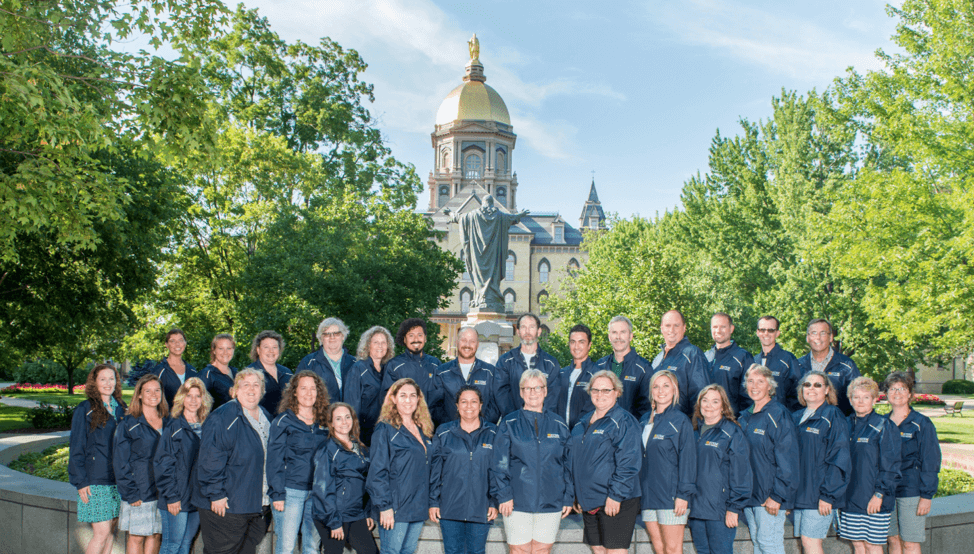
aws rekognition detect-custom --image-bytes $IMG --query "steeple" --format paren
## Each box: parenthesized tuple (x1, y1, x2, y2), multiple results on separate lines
(579, 178, 606, 230)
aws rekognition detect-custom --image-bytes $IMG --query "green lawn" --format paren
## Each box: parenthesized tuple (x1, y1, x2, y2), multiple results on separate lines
(0, 406, 33, 432)
(932, 416, 974, 444)
(3, 387, 135, 407)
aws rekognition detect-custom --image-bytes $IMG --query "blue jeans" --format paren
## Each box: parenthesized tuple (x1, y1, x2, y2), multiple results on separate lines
(378, 521, 424, 554)
(439, 519, 490, 554)
(159, 508, 200, 554)
(272, 488, 320, 554)
(743, 507, 786, 554)
(688, 517, 737, 554)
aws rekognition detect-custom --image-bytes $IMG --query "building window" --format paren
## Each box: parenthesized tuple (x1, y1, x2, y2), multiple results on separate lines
(441, 149, 451, 170)
(538, 259, 550, 283)
(553, 226, 564, 243)
(496, 150, 506, 175)
(460, 289, 471, 313)
(438, 185, 449, 207)
(537, 291, 549, 314)
(506, 251, 515, 281)
(462, 262, 470, 281)
(504, 289, 516, 313)
(464, 153, 483, 179)
(567, 258, 580, 277)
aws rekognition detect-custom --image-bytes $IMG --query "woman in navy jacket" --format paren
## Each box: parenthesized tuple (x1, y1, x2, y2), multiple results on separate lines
(430, 386, 501, 554)
(884, 372, 941, 554)
(114, 374, 170, 554)
(344, 326, 395, 446)
(199, 334, 237, 410)
(154, 377, 212, 554)
(70, 364, 127, 554)
(154, 328, 198, 407)
(247, 330, 293, 413)
(494, 369, 573, 554)
(366, 378, 435, 554)
(268, 371, 331, 554)
(312, 402, 377, 554)
(739, 364, 799, 554)
(569, 371, 642, 554)
(687, 384, 752, 554)
(195, 369, 274, 554)
(838, 376, 901, 553)
(791, 371, 851, 554)
(640, 369, 696, 554)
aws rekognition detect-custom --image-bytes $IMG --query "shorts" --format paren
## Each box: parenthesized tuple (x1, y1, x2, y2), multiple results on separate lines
(792, 508, 834, 539)
(582, 497, 640, 548)
(503, 511, 563, 545)
(118, 500, 163, 536)
(641, 507, 689, 526)
(889, 496, 927, 543)
(837, 510, 890, 545)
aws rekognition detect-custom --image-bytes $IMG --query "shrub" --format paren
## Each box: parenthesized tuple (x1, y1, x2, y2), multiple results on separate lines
(1, 383, 86, 394)
(936, 468, 974, 498)
(27, 402, 74, 429)
(126, 360, 156, 387)
(12, 359, 89, 386)
(942, 379, 974, 395)
(7, 444, 70, 483)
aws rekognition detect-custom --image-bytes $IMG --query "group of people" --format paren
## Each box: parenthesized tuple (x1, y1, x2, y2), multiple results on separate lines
(68, 311, 942, 554)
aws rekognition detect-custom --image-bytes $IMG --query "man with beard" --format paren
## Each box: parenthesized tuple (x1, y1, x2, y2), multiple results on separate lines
(380, 318, 441, 400)
(794, 318, 861, 415)
(496, 313, 561, 413)
(704, 313, 754, 414)
(650, 309, 711, 416)
(745, 315, 800, 411)
(593, 316, 652, 417)
(428, 327, 509, 425)
(556, 324, 597, 429)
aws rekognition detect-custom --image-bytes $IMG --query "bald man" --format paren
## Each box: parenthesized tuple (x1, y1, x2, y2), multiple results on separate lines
(428, 326, 509, 425)
(650, 310, 711, 416)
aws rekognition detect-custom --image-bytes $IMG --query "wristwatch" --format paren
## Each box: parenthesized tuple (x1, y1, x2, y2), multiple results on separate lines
(874, 492, 884, 499)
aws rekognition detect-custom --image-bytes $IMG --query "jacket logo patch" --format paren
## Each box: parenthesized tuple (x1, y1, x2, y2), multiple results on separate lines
(857, 437, 870, 443)
(771, 371, 780, 377)
(473, 380, 487, 386)
(577, 381, 589, 388)
(900, 432, 913, 439)
(828, 372, 841, 377)
(705, 441, 720, 447)
(753, 428, 766, 436)
(666, 366, 677, 371)
(805, 427, 820, 435)
(481, 443, 493, 449)
(592, 429, 605, 435)
(624, 375, 637, 381)
(652, 434, 666, 440)
(547, 433, 559, 438)
(719, 365, 731, 372)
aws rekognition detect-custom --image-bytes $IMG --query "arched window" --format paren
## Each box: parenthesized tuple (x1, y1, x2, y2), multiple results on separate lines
(464, 153, 483, 179)
(441, 149, 451, 170)
(495, 186, 507, 207)
(460, 289, 472, 313)
(538, 259, 550, 283)
(537, 291, 549, 314)
(462, 262, 470, 282)
(438, 185, 450, 207)
(567, 258, 580, 277)
(505, 251, 516, 281)
(503, 289, 516, 313)
(496, 150, 507, 175)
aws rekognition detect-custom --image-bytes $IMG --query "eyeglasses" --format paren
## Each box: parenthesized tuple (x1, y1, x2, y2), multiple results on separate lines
(321, 331, 344, 339)
(757, 328, 778, 333)
(589, 388, 616, 396)
(807, 331, 831, 337)
(888, 387, 910, 394)
(802, 382, 825, 389)
(520, 385, 546, 393)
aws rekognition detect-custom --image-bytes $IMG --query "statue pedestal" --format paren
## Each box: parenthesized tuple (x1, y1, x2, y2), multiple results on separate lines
(462, 310, 514, 365)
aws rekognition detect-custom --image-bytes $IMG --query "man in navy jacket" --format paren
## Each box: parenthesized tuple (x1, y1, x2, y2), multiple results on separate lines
(795, 319, 862, 415)
(296, 317, 356, 403)
(704, 312, 753, 414)
(428, 327, 509, 424)
(650, 310, 711, 416)
(556, 324, 597, 430)
(380, 318, 441, 400)
(496, 313, 562, 413)
(748, 315, 800, 411)
(593, 316, 652, 418)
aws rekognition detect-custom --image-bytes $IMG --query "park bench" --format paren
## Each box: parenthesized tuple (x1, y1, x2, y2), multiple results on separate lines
(944, 401, 965, 417)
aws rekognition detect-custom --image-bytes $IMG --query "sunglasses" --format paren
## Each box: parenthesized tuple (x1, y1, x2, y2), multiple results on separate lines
(802, 382, 826, 389)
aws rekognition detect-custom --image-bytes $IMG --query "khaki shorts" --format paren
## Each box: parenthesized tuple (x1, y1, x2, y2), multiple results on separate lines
(502, 510, 563, 545)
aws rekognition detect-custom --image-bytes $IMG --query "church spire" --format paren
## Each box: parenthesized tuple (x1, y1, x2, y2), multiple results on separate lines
(587, 178, 600, 203)
(579, 178, 606, 230)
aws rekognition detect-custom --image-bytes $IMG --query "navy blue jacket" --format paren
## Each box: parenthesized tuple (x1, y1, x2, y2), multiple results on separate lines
(154, 415, 201, 510)
(690, 418, 752, 521)
(312, 438, 372, 530)
(154, 358, 198, 408)
(381, 351, 441, 400)
(594, 349, 652, 418)
(246, 361, 293, 415)
(556, 358, 597, 430)
(791, 404, 851, 509)
(366, 421, 433, 523)
(639, 405, 697, 510)
(267, 410, 329, 500)
(428, 358, 507, 425)
(705, 341, 753, 414)
(297, 348, 356, 403)
(845, 411, 901, 514)
(194, 400, 272, 514)
(888, 409, 940, 499)
(651, 338, 711, 416)
(344, 359, 384, 446)
(569, 404, 641, 510)
(795, 351, 862, 416)
(199, 364, 237, 410)
(738, 400, 799, 509)
(750, 344, 800, 411)
(113, 414, 165, 503)
(496, 346, 562, 414)
(430, 420, 500, 523)
(493, 409, 572, 513)
(69, 399, 127, 489)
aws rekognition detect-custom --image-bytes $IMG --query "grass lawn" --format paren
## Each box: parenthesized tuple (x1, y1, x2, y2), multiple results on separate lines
(932, 416, 974, 444)
(0, 406, 33, 432)
(3, 387, 135, 407)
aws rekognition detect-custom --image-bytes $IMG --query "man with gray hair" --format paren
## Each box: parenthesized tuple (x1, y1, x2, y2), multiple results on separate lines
(428, 327, 509, 425)
(296, 317, 356, 402)
(794, 318, 861, 415)
(593, 315, 652, 417)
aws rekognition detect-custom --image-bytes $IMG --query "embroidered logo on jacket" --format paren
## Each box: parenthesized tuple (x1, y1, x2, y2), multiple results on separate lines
(753, 429, 766, 436)
(900, 432, 913, 439)
(652, 434, 666, 440)
(481, 443, 493, 449)
(705, 441, 720, 448)
(473, 380, 487, 386)
(857, 437, 870, 443)
(547, 433, 560, 438)
(624, 375, 637, 382)
(592, 429, 605, 435)
(805, 427, 820, 435)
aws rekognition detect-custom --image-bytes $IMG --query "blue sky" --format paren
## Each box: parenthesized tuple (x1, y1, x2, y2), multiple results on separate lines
(244, 0, 901, 223)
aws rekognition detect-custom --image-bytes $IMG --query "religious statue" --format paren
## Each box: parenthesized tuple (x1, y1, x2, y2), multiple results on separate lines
(468, 33, 480, 62)
(444, 195, 528, 313)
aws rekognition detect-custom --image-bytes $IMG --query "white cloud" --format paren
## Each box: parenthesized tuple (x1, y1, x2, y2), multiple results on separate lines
(510, 114, 578, 161)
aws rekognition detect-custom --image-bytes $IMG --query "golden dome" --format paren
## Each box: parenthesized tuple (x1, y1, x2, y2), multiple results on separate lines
(435, 61, 511, 126)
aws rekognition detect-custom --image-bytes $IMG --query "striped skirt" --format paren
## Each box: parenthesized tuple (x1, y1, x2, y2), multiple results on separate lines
(837, 510, 891, 545)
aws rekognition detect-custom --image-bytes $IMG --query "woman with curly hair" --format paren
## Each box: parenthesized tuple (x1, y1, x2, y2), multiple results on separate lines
(246, 330, 293, 414)
(70, 364, 127, 554)
(268, 370, 331, 554)
(154, 377, 213, 554)
(344, 326, 396, 446)
(366, 378, 434, 554)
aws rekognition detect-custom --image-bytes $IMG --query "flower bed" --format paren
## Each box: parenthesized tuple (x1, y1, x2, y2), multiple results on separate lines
(0, 383, 86, 394)
(877, 392, 945, 406)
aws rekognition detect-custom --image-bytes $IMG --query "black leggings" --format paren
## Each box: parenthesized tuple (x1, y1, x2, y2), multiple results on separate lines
(313, 518, 378, 554)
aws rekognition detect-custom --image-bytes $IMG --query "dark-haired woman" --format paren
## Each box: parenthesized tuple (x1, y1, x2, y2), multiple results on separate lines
(114, 374, 170, 554)
(155, 377, 213, 554)
(430, 386, 500, 554)
(268, 371, 331, 554)
(70, 364, 128, 554)
(312, 403, 377, 554)
(154, 328, 198, 407)
(345, 326, 395, 446)
(199, 334, 237, 410)
(247, 330, 293, 414)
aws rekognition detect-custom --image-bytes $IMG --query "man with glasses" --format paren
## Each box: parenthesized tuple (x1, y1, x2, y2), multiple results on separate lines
(497, 313, 561, 413)
(556, 324, 596, 429)
(297, 317, 357, 401)
(704, 312, 754, 414)
(746, 315, 800, 411)
(795, 318, 861, 415)
(650, 309, 710, 416)
(594, 316, 652, 417)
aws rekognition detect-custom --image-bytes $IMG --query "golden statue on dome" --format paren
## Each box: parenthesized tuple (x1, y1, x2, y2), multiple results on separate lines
(468, 33, 480, 62)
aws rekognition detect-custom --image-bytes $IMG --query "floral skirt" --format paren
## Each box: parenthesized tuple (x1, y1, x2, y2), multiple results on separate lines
(77, 485, 120, 523)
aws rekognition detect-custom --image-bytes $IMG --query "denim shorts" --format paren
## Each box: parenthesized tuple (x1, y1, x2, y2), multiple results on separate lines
(792, 509, 834, 540)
